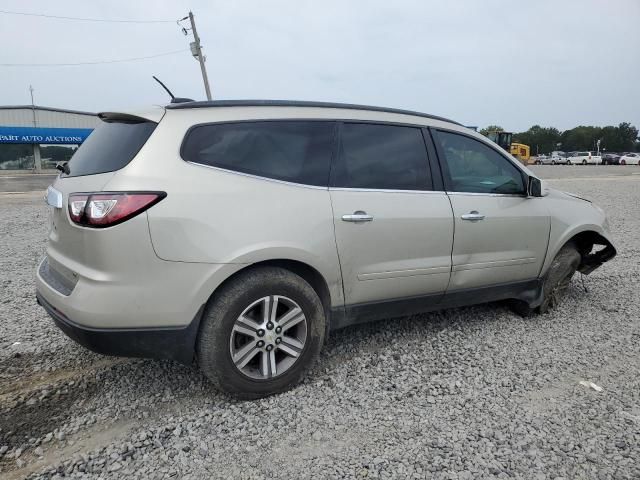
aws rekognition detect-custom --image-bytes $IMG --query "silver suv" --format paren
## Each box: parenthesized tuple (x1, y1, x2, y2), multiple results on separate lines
(37, 100, 616, 398)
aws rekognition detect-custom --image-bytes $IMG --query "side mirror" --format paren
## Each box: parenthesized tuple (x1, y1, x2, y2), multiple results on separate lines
(527, 176, 543, 197)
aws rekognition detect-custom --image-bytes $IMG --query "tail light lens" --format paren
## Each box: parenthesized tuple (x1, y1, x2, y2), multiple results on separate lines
(68, 192, 166, 228)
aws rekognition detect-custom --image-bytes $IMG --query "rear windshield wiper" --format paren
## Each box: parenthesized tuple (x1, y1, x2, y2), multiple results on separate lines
(56, 162, 70, 175)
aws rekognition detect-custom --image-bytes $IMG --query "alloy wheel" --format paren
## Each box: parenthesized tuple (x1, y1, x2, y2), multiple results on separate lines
(229, 295, 308, 380)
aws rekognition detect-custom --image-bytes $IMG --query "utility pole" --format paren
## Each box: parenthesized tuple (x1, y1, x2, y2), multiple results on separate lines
(29, 85, 37, 127)
(29, 85, 42, 172)
(188, 11, 212, 100)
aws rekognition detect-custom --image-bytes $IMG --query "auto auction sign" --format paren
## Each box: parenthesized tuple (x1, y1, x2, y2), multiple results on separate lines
(0, 126, 93, 145)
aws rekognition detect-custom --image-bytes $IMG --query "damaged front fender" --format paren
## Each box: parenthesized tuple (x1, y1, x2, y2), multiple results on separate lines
(575, 232, 617, 275)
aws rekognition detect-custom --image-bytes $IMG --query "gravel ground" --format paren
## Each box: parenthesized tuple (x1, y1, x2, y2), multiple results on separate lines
(529, 164, 640, 180)
(0, 170, 639, 479)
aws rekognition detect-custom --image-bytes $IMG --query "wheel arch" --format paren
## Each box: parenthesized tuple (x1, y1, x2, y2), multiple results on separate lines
(545, 228, 616, 277)
(565, 230, 617, 274)
(204, 259, 334, 318)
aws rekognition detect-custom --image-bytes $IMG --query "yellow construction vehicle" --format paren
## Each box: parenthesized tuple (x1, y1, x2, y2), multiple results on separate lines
(510, 143, 530, 163)
(485, 131, 531, 164)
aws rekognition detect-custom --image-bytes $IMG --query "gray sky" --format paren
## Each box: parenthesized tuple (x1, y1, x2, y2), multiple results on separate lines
(1, 0, 638, 132)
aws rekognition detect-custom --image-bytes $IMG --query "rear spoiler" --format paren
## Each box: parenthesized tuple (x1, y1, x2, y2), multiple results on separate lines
(97, 106, 165, 124)
(98, 112, 157, 124)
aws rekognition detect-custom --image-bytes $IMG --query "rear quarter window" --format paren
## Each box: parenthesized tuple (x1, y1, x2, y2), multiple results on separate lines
(181, 121, 335, 187)
(65, 120, 156, 177)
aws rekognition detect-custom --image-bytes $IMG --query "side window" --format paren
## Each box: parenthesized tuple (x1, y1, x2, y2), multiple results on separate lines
(436, 131, 525, 195)
(332, 123, 432, 190)
(181, 121, 335, 186)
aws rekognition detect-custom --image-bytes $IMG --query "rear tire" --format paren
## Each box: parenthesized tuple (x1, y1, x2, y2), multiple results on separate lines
(509, 243, 581, 316)
(197, 267, 326, 399)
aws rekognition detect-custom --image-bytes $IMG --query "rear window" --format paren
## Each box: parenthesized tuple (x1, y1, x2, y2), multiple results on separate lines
(64, 120, 156, 177)
(181, 121, 335, 186)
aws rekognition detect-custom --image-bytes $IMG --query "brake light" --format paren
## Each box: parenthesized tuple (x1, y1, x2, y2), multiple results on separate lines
(68, 192, 166, 228)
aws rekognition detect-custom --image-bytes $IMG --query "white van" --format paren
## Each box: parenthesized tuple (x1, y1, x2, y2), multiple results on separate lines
(567, 151, 602, 165)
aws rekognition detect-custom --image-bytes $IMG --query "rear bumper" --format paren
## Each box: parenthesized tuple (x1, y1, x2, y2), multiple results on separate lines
(36, 291, 202, 365)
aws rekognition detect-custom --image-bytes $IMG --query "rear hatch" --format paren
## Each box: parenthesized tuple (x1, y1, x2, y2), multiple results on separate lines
(45, 107, 164, 279)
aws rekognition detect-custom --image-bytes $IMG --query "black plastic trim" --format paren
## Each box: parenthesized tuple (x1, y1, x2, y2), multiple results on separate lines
(330, 278, 542, 330)
(36, 292, 203, 365)
(38, 258, 76, 296)
(97, 112, 157, 124)
(423, 128, 445, 192)
(166, 99, 462, 126)
(578, 243, 617, 275)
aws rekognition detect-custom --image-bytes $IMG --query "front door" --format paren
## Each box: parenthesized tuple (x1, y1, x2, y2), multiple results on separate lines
(330, 122, 454, 306)
(433, 129, 550, 291)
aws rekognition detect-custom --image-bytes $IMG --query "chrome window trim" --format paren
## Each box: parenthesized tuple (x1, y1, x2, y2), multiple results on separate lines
(446, 191, 527, 198)
(330, 187, 445, 195)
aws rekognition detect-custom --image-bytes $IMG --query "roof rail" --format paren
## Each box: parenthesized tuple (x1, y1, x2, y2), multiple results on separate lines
(165, 99, 461, 126)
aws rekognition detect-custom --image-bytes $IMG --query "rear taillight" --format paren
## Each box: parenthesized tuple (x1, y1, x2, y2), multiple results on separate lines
(68, 192, 166, 228)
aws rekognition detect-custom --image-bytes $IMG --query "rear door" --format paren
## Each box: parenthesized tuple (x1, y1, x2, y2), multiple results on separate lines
(432, 129, 550, 291)
(330, 122, 454, 307)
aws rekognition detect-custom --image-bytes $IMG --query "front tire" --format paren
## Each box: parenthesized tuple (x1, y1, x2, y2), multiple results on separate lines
(509, 243, 581, 316)
(197, 267, 326, 399)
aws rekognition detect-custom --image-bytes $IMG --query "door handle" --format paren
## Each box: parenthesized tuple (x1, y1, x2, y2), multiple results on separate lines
(461, 211, 485, 221)
(342, 211, 373, 223)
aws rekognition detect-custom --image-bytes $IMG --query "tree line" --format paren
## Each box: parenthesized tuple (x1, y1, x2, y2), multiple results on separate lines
(480, 123, 640, 155)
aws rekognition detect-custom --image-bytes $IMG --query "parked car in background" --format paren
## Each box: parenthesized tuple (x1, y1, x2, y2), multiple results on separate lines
(567, 151, 602, 165)
(619, 152, 640, 165)
(601, 153, 620, 165)
(533, 154, 551, 164)
(549, 153, 566, 164)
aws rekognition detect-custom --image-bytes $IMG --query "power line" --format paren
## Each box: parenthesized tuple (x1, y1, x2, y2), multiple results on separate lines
(0, 9, 176, 24)
(0, 49, 189, 67)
